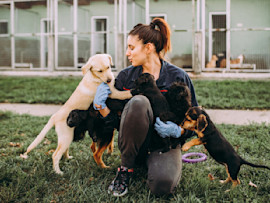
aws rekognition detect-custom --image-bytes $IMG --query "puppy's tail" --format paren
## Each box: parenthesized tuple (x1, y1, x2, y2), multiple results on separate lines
(21, 117, 54, 158)
(241, 158, 270, 170)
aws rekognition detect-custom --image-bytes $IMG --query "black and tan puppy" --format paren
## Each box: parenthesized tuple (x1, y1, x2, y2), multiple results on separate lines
(181, 106, 270, 188)
(67, 98, 124, 168)
(131, 73, 178, 153)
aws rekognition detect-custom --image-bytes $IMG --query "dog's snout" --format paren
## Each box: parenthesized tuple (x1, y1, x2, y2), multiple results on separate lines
(106, 79, 112, 83)
(67, 120, 74, 127)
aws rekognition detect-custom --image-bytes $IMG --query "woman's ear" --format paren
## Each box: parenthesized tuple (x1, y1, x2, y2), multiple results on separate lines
(145, 43, 155, 54)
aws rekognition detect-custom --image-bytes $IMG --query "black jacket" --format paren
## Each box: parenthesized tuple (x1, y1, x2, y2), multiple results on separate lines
(115, 60, 198, 107)
(101, 60, 198, 139)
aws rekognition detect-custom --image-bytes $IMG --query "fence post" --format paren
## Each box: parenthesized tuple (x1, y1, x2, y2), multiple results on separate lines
(48, 35, 55, 72)
(117, 33, 124, 72)
(194, 32, 202, 74)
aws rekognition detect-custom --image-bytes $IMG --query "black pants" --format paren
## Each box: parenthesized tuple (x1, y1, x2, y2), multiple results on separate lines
(118, 95, 182, 195)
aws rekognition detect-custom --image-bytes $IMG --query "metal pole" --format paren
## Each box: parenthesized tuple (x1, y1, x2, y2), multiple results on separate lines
(10, 1, 15, 69)
(201, 0, 205, 70)
(145, 0, 149, 24)
(114, 0, 118, 70)
(192, 0, 195, 72)
(119, 0, 122, 33)
(132, 1, 135, 26)
(196, 0, 200, 31)
(47, 0, 54, 72)
(123, 0, 127, 68)
(54, 0, 58, 71)
(226, 0, 231, 71)
(73, 0, 78, 69)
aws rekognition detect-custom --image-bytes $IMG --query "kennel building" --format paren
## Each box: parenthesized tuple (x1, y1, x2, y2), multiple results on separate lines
(0, 0, 269, 73)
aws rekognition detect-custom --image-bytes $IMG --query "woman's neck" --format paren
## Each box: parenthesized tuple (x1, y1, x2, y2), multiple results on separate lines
(142, 55, 161, 80)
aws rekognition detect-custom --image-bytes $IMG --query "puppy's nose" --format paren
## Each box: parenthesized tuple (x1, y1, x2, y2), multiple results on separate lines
(107, 79, 112, 83)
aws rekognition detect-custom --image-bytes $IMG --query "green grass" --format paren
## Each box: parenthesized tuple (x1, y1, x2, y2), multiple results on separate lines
(0, 76, 80, 104)
(0, 76, 270, 109)
(0, 111, 269, 202)
(193, 79, 270, 110)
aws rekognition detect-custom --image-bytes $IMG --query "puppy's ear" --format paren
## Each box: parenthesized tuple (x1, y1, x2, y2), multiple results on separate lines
(106, 54, 113, 66)
(82, 64, 92, 75)
(82, 56, 93, 75)
(197, 114, 208, 132)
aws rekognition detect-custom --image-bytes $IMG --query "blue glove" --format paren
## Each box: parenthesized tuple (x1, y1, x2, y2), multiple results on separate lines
(93, 82, 111, 110)
(154, 117, 182, 138)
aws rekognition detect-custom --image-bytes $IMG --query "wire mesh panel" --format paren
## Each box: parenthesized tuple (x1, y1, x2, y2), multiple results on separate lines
(77, 5, 90, 68)
(13, 1, 47, 69)
(203, 0, 227, 70)
(0, 3, 11, 68)
(148, 0, 195, 70)
(127, 1, 145, 31)
(203, 0, 270, 72)
(170, 32, 193, 69)
(230, 0, 270, 71)
(56, 0, 74, 69)
(0, 36, 11, 67)
(14, 36, 40, 68)
(57, 35, 74, 67)
(212, 14, 226, 57)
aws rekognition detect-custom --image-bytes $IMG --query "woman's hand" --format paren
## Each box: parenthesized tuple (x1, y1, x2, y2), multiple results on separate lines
(154, 117, 182, 138)
(93, 82, 111, 110)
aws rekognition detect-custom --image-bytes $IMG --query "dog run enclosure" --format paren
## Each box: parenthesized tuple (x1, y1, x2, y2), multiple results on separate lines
(0, 0, 269, 73)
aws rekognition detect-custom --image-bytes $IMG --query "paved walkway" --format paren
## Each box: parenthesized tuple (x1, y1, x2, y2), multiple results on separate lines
(0, 103, 269, 125)
(1, 71, 270, 125)
(1, 70, 270, 79)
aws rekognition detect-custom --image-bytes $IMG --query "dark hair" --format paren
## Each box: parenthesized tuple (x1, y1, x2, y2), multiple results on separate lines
(129, 18, 171, 58)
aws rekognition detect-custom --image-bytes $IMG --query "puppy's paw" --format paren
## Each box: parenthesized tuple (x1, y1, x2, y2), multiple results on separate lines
(107, 148, 113, 154)
(66, 155, 73, 159)
(100, 163, 110, 169)
(20, 153, 28, 159)
(220, 180, 225, 184)
(55, 170, 64, 175)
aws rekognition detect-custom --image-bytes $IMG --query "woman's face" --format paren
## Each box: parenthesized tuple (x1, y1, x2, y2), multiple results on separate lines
(126, 35, 147, 67)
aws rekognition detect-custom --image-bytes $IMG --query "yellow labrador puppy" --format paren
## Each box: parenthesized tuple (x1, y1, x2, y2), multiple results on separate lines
(20, 54, 132, 175)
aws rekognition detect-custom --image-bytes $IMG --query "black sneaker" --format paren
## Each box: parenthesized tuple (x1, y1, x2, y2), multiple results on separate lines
(108, 166, 133, 197)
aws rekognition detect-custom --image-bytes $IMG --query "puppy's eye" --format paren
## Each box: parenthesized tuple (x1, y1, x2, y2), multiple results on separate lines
(98, 70, 103, 73)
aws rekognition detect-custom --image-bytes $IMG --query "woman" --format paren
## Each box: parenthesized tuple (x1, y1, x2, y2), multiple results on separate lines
(93, 18, 198, 197)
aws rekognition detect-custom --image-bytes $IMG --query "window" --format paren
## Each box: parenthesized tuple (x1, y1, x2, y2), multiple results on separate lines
(149, 14, 167, 22)
(0, 21, 8, 34)
(91, 17, 108, 55)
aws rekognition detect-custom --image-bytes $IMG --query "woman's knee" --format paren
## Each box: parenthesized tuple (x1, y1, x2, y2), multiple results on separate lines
(121, 95, 153, 123)
(148, 175, 177, 196)
(146, 148, 182, 196)
(127, 95, 151, 110)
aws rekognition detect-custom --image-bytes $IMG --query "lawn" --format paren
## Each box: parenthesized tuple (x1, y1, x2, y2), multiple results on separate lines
(0, 111, 269, 202)
(0, 76, 270, 109)
(0, 75, 269, 202)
